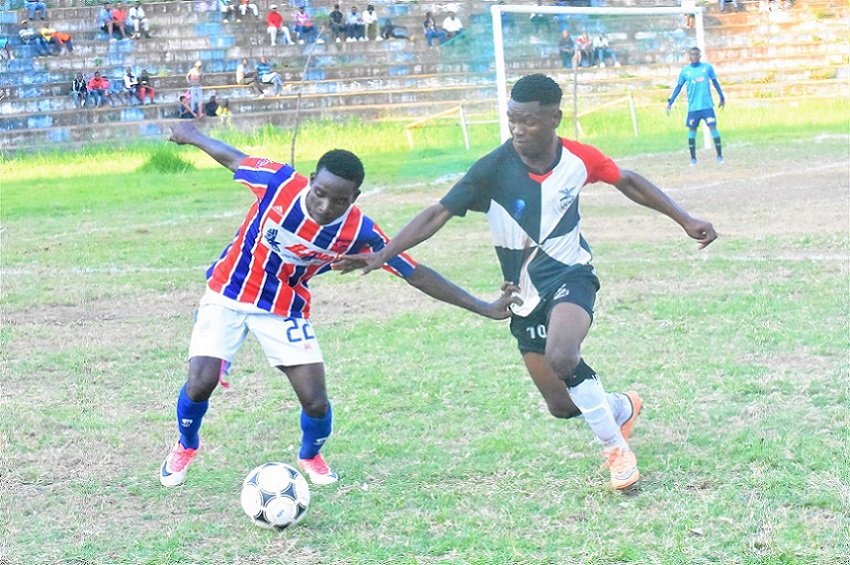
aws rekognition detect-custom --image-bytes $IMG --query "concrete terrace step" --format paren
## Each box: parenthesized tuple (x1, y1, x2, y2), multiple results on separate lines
(0, 82, 499, 126)
(0, 96, 498, 152)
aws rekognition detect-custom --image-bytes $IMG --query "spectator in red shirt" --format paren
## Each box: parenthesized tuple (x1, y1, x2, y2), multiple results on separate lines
(266, 5, 292, 46)
(87, 71, 114, 106)
(111, 1, 128, 39)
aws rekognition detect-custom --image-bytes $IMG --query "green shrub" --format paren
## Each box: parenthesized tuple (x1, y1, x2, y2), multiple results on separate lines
(138, 146, 195, 174)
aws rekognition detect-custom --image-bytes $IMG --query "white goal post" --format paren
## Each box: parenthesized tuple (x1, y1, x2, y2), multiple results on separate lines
(490, 4, 707, 143)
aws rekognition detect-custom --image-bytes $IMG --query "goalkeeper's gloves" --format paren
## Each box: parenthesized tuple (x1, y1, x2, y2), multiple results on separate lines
(719, 98, 726, 109)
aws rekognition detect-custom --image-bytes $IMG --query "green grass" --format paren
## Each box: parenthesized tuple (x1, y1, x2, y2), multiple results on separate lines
(1, 103, 849, 563)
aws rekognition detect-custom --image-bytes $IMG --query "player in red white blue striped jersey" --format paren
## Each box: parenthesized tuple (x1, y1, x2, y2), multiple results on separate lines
(342, 75, 718, 491)
(159, 122, 520, 488)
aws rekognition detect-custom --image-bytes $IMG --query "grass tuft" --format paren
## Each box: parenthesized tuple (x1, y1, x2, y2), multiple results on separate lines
(139, 145, 196, 174)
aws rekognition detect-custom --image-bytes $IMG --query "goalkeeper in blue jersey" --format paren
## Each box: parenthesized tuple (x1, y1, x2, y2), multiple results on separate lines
(667, 47, 726, 165)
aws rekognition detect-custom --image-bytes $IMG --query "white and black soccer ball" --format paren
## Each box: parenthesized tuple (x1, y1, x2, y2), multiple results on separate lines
(241, 462, 310, 530)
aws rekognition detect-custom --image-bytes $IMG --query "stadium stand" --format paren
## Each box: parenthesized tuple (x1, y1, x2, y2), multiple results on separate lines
(0, 0, 847, 152)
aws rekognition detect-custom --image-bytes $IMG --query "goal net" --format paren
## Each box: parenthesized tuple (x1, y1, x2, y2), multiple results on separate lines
(488, 4, 706, 143)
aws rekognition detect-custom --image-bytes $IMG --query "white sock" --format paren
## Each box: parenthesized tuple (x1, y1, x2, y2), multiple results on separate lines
(608, 392, 632, 426)
(568, 378, 628, 451)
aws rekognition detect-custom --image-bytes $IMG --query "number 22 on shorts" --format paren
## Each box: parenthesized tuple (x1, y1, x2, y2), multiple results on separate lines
(284, 317, 315, 343)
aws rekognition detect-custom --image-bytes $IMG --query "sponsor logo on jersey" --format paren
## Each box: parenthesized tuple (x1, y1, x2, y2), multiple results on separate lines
(553, 284, 570, 301)
(262, 219, 339, 264)
(558, 186, 578, 212)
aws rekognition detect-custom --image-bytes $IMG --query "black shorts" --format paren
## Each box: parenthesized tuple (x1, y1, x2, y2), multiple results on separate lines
(509, 270, 600, 355)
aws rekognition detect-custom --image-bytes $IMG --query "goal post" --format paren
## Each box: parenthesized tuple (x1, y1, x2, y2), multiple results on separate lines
(490, 4, 707, 145)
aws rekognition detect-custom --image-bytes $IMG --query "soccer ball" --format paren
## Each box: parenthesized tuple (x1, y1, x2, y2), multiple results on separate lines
(240, 462, 310, 529)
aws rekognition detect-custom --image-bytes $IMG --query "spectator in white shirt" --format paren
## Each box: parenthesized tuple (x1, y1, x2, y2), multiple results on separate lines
(592, 32, 621, 68)
(362, 4, 379, 41)
(442, 11, 462, 39)
(128, 1, 150, 39)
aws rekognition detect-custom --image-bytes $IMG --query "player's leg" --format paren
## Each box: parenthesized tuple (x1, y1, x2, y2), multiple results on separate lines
(706, 111, 723, 162)
(546, 300, 640, 489)
(523, 352, 638, 434)
(250, 312, 338, 485)
(686, 112, 699, 164)
(161, 304, 248, 487)
(688, 128, 698, 164)
(161, 357, 228, 487)
(279, 362, 338, 485)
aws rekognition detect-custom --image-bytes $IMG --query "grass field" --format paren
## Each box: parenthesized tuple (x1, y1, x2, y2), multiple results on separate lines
(1, 99, 849, 564)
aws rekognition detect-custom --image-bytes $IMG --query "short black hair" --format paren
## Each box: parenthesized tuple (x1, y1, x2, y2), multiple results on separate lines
(690, 46, 701, 53)
(317, 149, 365, 189)
(511, 74, 562, 106)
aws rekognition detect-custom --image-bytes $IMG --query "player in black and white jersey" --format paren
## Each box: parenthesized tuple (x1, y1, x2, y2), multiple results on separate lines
(340, 74, 717, 490)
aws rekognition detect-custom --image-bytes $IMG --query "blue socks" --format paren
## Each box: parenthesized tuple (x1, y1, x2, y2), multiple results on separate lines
(176, 384, 334, 458)
(299, 405, 333, 460)
(177, 383, 209, 450)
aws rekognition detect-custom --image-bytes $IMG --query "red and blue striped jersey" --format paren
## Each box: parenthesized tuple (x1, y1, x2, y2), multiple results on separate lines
(206, 156, 417, 318)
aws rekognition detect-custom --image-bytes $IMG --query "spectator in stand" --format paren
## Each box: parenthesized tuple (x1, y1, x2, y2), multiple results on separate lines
(25, 0, 47, 21)
(98, 3, 117, 40)
(87, 71, 114, 107)
(37, 22, 59, 53)
(592, 32, 620, 68)
(112, 2, 129, 39)
(128, 1, 151, 39)
(719, 0, 738, 12)
(71, 71, 88, 108)
(293, 5, 319, 44)
(266, 5, 292, 46)
(204, 94, 219, 118)
(362, 5, 379, 41)
(238, 0, 259, 20)
(345, 6, 364, 42)
(178, 95, 197, 118)
(256, 55, 285, 96)
(40, 23, 74, 55)
(138, 69, 156, 104)
(575, 30, 592, 67)
(442, 11, 463, 40)
(219, 0, 236, 23)
(423, 12, 446, 48)
(380, 19, 408, 40)
(123, 66, 140, 104)
(186, 60, 204, 116)
(216, 99, 232, 125)
(18, 20, 50, 56)
(530, 0, 552, 35)
(328, 4, 345, 43)
(0, 37, 14, 60)
(558, 29, 576, 69)
(237, 57, 265, 97)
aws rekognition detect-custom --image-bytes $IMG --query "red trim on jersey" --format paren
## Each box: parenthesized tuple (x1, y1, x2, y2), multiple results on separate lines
(561, 138, 622, 185)
(528, 170, 554, 184)
(370, 223, 418, 274)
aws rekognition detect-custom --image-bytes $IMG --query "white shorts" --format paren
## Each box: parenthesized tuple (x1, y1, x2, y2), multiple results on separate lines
(188, 302, 323, 368)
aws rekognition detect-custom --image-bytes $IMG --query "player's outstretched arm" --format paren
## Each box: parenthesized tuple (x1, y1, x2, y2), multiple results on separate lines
(405, 265, 521, 320)
(335, 203, 455, 275)
(167, 122, 247, 173)
(614, 169, 717, 249)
